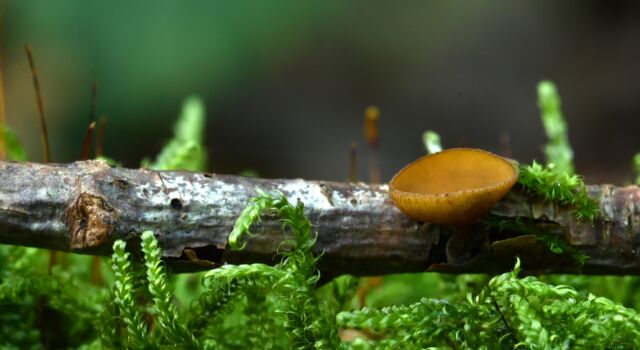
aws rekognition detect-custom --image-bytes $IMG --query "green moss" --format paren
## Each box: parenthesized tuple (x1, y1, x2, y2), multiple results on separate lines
(142, 96, 207, 172)
(219, 190, 341, 349)
(110, 240, 148, 348)
(338, 259, 640, 349)
(516, 80, 600, 221)
(538, 80, 574, 175)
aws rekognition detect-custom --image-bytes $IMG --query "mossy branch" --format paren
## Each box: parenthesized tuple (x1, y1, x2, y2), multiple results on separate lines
(1, 161, 640, 276)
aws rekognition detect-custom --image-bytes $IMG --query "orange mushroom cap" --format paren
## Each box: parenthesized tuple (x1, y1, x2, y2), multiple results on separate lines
(389, 148, 518, 227)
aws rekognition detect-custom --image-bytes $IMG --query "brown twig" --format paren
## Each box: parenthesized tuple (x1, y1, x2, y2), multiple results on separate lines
(25, 44, 50, 162)
(0, 14, 6, 160)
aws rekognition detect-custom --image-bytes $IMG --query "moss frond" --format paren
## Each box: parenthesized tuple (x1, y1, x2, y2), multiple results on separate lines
(110, 240, 148, 348)
(141, 231, 199, 348)
(215, 190, 341, 349)
(538, 80, 574, 175)
(227, 188, 290, 250)
(143, 96, 207, 172)
(338, 259, 640, 349)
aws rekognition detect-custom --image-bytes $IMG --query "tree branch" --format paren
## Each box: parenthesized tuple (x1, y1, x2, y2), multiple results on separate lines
(0, 160, 638, 278)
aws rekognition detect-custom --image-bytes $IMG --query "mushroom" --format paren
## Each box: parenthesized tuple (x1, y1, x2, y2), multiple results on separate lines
(389, 148, 518, 227)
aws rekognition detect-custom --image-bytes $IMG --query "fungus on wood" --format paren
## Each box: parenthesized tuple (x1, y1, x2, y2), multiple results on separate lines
(389, 148, 518, 228)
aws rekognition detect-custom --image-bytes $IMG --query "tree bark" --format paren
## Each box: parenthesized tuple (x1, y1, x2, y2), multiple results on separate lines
(0, 160, 639, 278)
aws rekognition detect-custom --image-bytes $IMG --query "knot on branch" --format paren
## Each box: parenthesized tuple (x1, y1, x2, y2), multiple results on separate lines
(65, 192, 118, 249)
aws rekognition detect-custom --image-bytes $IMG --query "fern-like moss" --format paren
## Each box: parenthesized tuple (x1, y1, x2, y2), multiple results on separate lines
(538, 80, 574, 175)
(142, 96, 207, 172)
(216, 190, 341, 349)
(111, 240, 148, 348)
(338, 259, 640, 349)
(141, 231, 199, 348)
(193, 264, 288, 348)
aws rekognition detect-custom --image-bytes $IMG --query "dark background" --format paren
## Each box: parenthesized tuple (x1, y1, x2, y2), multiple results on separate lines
(2, 1, 640, 183)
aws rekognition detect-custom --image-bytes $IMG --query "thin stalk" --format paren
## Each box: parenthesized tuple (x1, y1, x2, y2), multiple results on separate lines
(79, 121, 96, 160)
(89, 80, 98, 124)
(0, 15, 6, 160)
(25, 44, 50, 162)
(364, 106, 380, 183)
(348, 141, 357, 182)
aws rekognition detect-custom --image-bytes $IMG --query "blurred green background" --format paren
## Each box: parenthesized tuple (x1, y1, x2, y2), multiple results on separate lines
(2, 1, 640, 182)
